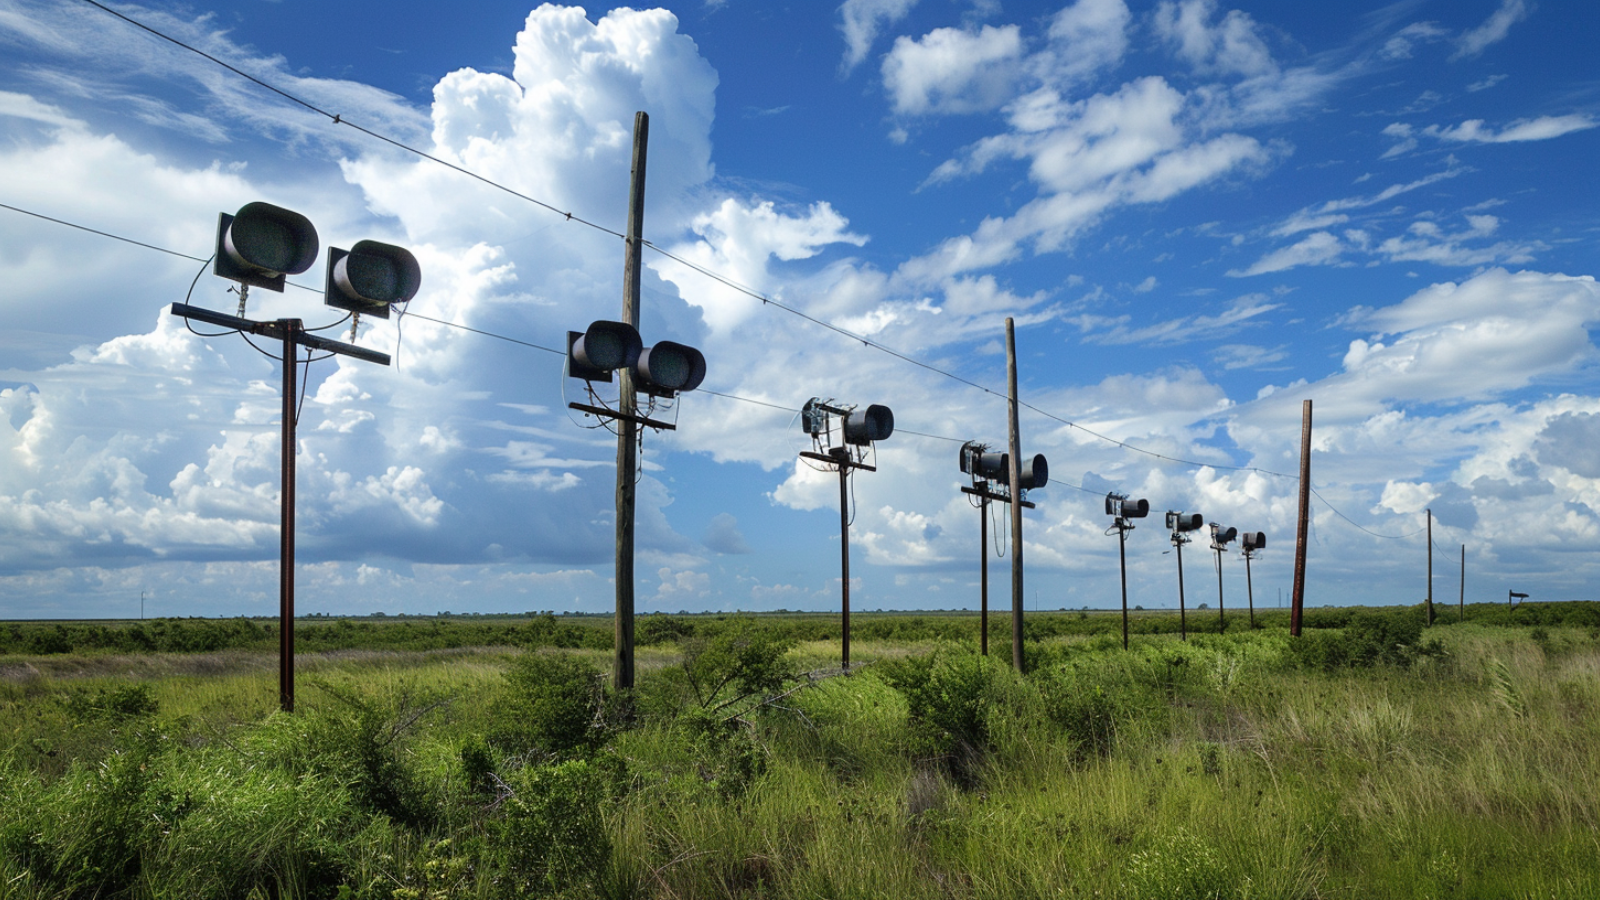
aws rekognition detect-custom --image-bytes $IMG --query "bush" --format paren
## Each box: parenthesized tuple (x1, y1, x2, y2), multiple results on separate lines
(1290, 608, 1438, 671)
(880, 648, 998, 782)
(496, 758, 615, 896)
(498, 651, 607, 757)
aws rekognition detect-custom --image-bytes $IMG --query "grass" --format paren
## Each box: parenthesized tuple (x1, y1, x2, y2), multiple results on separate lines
(0, 610, 1597, 898)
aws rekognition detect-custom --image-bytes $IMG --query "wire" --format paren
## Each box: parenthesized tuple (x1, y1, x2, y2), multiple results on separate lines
(6, 198, 1423, 542)
(72, 0, 1306, 481)
(0, 201, 209, 262)
(1309, 487, 1426, 540)
(78, 0, 624, 241)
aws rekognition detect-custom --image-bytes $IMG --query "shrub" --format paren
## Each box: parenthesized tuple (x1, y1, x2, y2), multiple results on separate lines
(1127, 829, 1228, 900)
(498, 651, 607, 757)
(62, 683, 160, 724)
(1289, 607, 1437, 671)
(496, 758, 614, 896)
(880, 648, 998, 783)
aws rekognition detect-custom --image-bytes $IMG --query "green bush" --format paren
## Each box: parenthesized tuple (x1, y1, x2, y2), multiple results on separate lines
(880, 648, 998, 783)
(496, 758, 614, 896)
(1127, 828, 1229, 899)
(1289, 607, 1444, 671)
(498, 651, 607, 757)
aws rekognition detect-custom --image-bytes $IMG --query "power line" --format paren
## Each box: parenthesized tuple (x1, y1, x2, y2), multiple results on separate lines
(78, 0, 624, 241)
(77, 0, 1295, 482)
(4, 198, 1415, 538)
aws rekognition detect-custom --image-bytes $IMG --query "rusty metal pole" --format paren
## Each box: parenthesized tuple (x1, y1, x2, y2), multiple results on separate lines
(979, 495, 989, 656)
(1290, 399, 1312, 637)
(1004, 318, 1025, 672)
(279, 320, 300, 713)
(613, 112, 648, 690)
(1118, 523, 1130, 650)
(839, 461, 851, 671)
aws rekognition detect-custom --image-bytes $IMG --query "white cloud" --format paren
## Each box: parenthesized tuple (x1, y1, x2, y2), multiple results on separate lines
(882, 24, 1023, 116)
(1231, 230, 1344, 277)
(1424, 115, 1597, 144)
(838, 0, 920, 72)
(1452, 0, 1529, 60)
(1152, 0, 1275, 78)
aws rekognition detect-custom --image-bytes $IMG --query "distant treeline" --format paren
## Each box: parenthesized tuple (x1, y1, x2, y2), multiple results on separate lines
(2, 601, 1595, 657)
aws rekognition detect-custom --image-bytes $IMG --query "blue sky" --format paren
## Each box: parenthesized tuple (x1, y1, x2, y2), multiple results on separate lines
(2, 0, 1598, 619)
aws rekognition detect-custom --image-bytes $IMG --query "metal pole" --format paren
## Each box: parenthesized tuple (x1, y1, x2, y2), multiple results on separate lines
(1245, 552, 1256, 629)
(279, 319, 300, 713)
(613, 111, 648, 690)
(1426, 508, 1434, 626)
(1118, 523, 1130, 650)
(1215, 544, 1226, 634)
(1004, 318, 1025, 672)
(1459, 544, 1465, 622)
(840, 463, 851, 671)
(1176, 537, 1188, 642)
(980, 496, 989, 656)
(1290, 399, 1312, 637)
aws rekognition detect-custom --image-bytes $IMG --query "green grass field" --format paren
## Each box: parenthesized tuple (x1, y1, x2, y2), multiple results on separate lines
(1, 606, 1596, 899)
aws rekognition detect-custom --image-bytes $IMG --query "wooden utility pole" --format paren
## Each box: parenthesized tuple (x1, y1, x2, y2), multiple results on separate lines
(614, 111, 648, 690)
(1004, 318, 1025, 672)
(1425, 508, 1434, 626)
(280, 320, 299, 713)
(1290, 399, 1312, 637)
(980, 495, 990, 655)
(838, 453, 851, 670)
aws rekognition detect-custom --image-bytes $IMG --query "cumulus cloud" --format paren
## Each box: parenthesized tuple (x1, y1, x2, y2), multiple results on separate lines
(881, 24, 1023, 116)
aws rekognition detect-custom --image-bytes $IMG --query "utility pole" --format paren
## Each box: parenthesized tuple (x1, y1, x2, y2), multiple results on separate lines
(1004, 318, 1025, 672)
(1176, 536, 1188, 641)
(1117, 521, 1131, 649)
(280, 320, 299, 712)
(1459, 544, 1465, 622)
(1290, 399, 1312, 637)
(980, 495, 990, 655)
(614, 112, 648, 691)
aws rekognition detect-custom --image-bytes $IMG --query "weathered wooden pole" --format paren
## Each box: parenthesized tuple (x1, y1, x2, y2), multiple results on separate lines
(614, 111, 648, 690)
(1176, 536, 1188, 642)
(839, 459, 852, 671)
(1004, 318, 1025, 672)
(1118, 522, 1131, 649)
(979, 496, 989, 656)
(279, 320, 300, 713)
(1290, 399, 1312, 637)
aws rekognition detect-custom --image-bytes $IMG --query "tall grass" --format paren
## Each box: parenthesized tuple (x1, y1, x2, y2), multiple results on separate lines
(1, 612, 1597, 898)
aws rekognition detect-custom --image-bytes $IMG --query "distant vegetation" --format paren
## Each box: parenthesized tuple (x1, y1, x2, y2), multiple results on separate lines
(1, 604, 1597, 898)
(4, 600, 1595, 657)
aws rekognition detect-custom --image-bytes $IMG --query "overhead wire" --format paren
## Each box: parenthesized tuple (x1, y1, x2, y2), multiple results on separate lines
(3, 201, 1409, 541)
(75, 0, 1297, 481)
(77, 0, 624, 241)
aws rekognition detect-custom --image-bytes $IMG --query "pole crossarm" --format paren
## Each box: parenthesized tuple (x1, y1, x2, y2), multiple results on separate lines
(169, 303, 391, 365)
(800, 450, 877, 473)
(567, 401, 678, 431)
(959, 484, 1036, 509)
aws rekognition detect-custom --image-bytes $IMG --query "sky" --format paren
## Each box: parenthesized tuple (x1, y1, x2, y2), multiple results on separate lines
(2, 0, 1598, 620)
